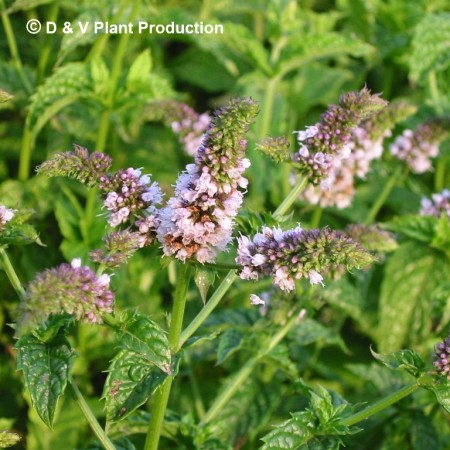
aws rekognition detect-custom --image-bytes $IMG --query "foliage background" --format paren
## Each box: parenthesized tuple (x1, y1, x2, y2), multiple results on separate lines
(1, 0, 450, 448)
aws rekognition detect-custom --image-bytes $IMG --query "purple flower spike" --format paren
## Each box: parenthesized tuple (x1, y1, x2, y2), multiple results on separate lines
(17, 259, 115, 334)
(434, 336, 450, 379)
(236, 225, 373, 292)
(390, 118, 449, 173)
(420, 189, 450, 218)
(292, 88, 387, 185)
(157, 97, 259, 263)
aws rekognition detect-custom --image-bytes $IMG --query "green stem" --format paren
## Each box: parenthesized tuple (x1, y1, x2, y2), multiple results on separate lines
(178, 270, 237, 351)
(0, 1, 32, 93)
(0, 247, 26, 300)
(364, 165, 405, 225)
(144, 263, 192, 450)
(200, 312, 300, 425)
(273, 176, 307, 219)
(177, 176, 309, 351)
(310, 206, 322, 228)
(68, 381, 116, 450)
(340, 382, 419, 427)
(18, 126, 34, 182)
(36, 2, 59, 84)
(95, 0, 141, 153)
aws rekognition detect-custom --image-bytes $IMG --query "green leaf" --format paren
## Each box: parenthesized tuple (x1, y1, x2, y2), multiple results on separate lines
(211, 378, 283, 443)
(411, 411, 440, 450)
(116, 312, 172, 374)
(126, 49, 153, 89)
(216, 328, 244, 365)
(279, 31, 374, 75)
(262, 344, 299, 379)
(90, 58, 110, 96)
(431, 214, 450, 256)
(16, 334, 75, 427)
(260, 386, 356, 449)
(6, 0, 55, 13)
(103, 350, 169, 422)
(383, 215, 437, 243)
(194, 268, 217, 304)
(410, 13, 450, 82)
(378, 242, 450, 351)
(0, 431, 21, 448)
(425, 378, 450, 415)
(370, 348, 425, 378)
(80, 436, 136, 450)
(26, 63, 92, 135)
(57, 12, 102, 64)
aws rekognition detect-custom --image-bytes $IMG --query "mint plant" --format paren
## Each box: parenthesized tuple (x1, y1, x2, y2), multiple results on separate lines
(1, 1, 450, 449)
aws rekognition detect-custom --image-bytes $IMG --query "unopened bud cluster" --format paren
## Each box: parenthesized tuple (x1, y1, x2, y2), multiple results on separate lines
(236, 225, 373, 291)
(36, 144, 112, 187)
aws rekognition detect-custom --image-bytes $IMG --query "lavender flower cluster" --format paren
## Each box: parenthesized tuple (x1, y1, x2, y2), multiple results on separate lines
(390, 119, 449, 173)
(0, 205, 14, 231)
(99, 167, 163, 228)
(17, 259, 114, 334)
(170, 106, 210, 157)
(292, 88, 387, 186)
(157, 97, 259, 263)
(236, 225, 373, 291)
(434, 336, 450, 379)
(147, 100, 210, 156)
(419, 189, 450, 218)
(301, 101, 415, 209)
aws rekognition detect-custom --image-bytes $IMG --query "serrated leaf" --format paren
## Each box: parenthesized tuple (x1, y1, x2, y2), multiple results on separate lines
(117, 312, 172, 374)
(370, 348, 425, 378)
(194, 268, 217, 304)
(383, 215, 437, 243)
(0, 431, 21, 448)
(260, 410, 316, 449)
(211, 378, 283, 443)
(378, 242, 450, 351)
(213, 22, 271, 75)
(425, 378, 450, 415)
(410, 13, 450, 82)
(127, 49, 152, 89)
(103, 350, 169, 422)
(262, 344, 299, 379)
(411, 411, 440, 450)
(26, 63, 92, 135)
(216, 328, 244, 365)
(431, 214, 450, 256)
(57, 13, 101, 64)
(90, 58, 110, 96)
(16, 334, 75, 427)
(279, 31, 374, 75)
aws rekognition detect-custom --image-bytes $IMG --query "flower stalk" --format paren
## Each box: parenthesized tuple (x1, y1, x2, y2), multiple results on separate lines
(144, 263, 192, 450)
